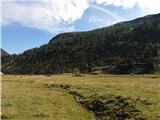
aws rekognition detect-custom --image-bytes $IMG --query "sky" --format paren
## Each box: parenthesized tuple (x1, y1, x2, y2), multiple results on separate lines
(1, 0, 160, 54)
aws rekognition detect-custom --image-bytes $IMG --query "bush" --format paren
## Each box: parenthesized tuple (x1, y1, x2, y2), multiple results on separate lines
(72, 68, 82, 77)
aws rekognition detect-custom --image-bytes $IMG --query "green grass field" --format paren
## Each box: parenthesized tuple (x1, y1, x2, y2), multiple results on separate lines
(1, 74, 160, 120)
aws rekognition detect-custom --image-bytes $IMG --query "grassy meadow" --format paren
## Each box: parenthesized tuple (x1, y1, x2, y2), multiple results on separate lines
(1, 74, 160, 120)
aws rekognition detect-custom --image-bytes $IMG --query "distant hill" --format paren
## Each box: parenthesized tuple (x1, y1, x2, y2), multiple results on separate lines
(1, 49, 9, 56)
(2, 13, 160, 74)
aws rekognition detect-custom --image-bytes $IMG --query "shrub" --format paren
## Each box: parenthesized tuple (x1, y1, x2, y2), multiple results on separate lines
(72, 68, 82, 77)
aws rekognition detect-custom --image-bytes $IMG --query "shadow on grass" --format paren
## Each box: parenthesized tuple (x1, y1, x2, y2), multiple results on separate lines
(33, 113, 50, 118)
(1, 114, 14, 120)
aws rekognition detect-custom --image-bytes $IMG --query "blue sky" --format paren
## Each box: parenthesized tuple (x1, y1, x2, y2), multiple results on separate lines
(1, 0, 160, 54)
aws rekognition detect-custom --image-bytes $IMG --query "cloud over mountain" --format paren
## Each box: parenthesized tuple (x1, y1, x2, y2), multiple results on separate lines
(2, 0, 89, 33)
(1, 0, 160, 33)
(95, 0, 160, 13)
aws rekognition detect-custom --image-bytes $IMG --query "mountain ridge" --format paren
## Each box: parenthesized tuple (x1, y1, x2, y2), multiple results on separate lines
(1, 49, 9, 56)
(2, 13, 160, 74)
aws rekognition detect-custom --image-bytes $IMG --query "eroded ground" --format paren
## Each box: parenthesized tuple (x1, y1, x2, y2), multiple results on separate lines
(1, 74, 160, 120)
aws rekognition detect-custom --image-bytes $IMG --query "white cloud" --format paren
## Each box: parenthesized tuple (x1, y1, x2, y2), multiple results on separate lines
(88, 16, 118, 26)
(95, 0, 160, 14)
(91, 5, 125, 21)
(95, 0, 139, 8)
(1, 0, 160, 33)
(88, 16, 106, 24)
(2, 0, 89, 33)
(137, 0, 160, 14)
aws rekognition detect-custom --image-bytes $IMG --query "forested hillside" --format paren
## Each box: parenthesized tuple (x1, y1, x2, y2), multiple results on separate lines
(2, 13, 160, 74)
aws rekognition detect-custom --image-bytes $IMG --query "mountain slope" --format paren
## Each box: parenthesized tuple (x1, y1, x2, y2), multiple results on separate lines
(2, 13, 160, 74)
(1, 49, 9, 56)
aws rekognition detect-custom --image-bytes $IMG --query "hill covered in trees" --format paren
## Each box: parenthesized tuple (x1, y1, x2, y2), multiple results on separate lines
(2, 13, 160, 74)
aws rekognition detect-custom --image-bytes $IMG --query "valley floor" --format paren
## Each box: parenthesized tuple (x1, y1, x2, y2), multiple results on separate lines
(1, 74, 160, 120)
